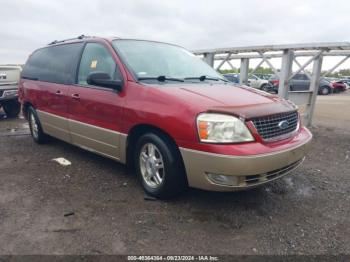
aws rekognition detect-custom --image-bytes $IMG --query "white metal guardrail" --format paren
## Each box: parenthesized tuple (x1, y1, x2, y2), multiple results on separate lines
(193, 42, 350, 126)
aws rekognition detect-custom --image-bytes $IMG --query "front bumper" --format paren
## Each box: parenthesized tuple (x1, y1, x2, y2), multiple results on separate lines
(180, 129, 312, 191)
(0, 85, 18, 101)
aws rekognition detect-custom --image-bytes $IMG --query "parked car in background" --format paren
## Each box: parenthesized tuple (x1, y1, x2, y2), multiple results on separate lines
(340, 79, 350, 89)
(269, 73, 334, 95)
(340, 79, 350, 84)
(248, 74, 271, 91)
(0, 65, 21, 117)
(254, 73, 272, 80)
(223, 73, 239, 83)
(330, 80, 347, 93)
(223, 73, 272, 92)
(19, 36, 312, 199)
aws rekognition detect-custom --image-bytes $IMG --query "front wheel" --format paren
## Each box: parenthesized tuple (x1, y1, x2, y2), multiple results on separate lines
(134, 133, 187, 199)
(260, 84, 270, 92)
(320, 86, 331, 95)
(2, 100, 21, 118)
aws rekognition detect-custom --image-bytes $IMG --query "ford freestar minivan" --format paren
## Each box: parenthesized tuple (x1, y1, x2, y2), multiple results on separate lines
(19, 36, 312, 198)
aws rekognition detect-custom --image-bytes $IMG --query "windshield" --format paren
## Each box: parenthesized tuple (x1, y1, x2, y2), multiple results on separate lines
(112, 40, 225, 82)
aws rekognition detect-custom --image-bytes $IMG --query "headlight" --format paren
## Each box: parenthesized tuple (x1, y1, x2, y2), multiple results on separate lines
(197, 113, 254, 143)
(3, 90, 18, 97)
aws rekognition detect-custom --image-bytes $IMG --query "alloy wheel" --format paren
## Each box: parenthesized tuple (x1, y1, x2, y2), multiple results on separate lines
(139, 143, 165, 188)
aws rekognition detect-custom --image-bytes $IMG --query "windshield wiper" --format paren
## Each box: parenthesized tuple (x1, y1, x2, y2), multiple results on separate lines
(138, 75, 184, 82)
(184, 75, 229, 82)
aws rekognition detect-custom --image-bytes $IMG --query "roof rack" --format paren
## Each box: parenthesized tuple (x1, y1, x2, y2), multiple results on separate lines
(48, 35, 91, 45)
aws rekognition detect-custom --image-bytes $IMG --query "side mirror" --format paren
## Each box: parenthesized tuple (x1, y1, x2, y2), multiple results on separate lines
(87, 72, 123, 92)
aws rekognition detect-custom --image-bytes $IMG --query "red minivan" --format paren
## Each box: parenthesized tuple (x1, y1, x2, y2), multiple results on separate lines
(19, 36, 312, 198)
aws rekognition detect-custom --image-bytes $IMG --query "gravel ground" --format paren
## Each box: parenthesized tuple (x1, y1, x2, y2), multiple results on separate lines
(0, 91, 349, 255)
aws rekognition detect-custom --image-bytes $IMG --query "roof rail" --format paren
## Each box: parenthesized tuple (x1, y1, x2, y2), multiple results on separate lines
(48, 35, 91, 45)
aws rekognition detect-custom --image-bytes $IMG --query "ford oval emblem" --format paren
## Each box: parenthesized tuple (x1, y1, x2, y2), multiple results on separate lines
(278, 120, 289, 130)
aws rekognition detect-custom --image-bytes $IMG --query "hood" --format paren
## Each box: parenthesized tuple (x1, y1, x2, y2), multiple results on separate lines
(155, 83, 297, 119)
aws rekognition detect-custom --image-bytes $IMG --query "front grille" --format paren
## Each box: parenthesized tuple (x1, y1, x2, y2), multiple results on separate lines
(244, 159, 303, 186)
(251, 111, 299, 141)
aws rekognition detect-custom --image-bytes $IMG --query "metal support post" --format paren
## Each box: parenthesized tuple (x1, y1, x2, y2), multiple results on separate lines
(278, 49, 294, 99)
(203, 53, 214, 67)
(305, 55, 323, 126)
(239, 58, 249, 85)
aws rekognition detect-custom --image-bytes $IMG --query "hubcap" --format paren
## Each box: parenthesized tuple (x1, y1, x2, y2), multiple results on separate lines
(262, 85, 269, 91)
(322, 88, 329, 95)
(30, 113, 39, 139)
(139, 143, 164, 188)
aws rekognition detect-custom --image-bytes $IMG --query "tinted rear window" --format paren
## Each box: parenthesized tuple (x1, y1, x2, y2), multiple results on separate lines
(293, 74, 309, 80)
(22, 43, 83, 84)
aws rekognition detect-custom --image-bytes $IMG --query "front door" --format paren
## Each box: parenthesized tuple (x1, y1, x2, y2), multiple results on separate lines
(68, 42, 126, 162)
(290, 74, 310, 91)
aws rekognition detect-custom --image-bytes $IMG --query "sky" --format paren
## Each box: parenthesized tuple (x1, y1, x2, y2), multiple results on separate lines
(1, 0, 350, 71)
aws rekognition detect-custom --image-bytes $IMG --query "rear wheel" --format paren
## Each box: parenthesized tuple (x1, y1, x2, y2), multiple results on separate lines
(2, 100, 20, 118)
(28, 106, 49, 144)
(134, 133, 187, 199)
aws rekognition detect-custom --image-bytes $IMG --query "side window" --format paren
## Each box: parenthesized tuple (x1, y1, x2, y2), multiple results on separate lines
(22, 43, 83, 84)
(78, 43, 121, 86)
(302, 74, 309, 80)
(293, 74, 302, 80)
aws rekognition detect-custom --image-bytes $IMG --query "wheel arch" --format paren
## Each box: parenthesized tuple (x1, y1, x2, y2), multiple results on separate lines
(125, 124, 185, 174)
(22, 101, 34, 119)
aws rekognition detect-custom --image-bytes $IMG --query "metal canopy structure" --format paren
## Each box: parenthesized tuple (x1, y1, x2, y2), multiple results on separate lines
(193, 42, 350, 126)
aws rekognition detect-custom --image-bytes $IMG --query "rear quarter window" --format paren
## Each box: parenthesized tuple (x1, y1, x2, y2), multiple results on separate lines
(22, 43, 84, 84)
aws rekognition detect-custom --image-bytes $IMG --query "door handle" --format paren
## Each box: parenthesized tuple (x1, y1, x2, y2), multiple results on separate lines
(71, 93, 80, 100)
(55, 90, 63, 95)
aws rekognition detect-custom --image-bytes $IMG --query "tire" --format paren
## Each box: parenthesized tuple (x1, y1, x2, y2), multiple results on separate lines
(320, 86, 331, 95)
(2, 100, 21, 118)
(134, 132, 187, 199)
(260, 84, 270, 92)
(28, 106, 49, 144)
